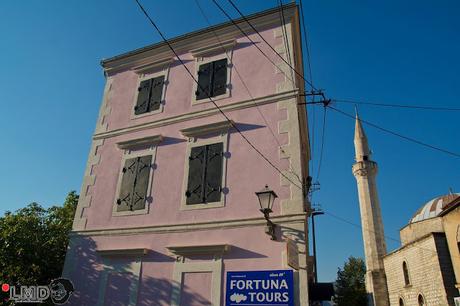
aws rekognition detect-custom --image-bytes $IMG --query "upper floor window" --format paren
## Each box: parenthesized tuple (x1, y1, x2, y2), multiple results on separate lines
(195, 58, 228, 101)
(180, 120, 232, 210)
(113, 135, 162, 216)
(402, 261, 410, 286)
(185, 142, 224, 205)
(116, 155, 152, 212)
(134, 75, 165, 115)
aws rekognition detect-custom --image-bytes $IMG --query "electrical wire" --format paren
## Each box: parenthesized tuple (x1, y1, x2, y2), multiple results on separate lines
(220, 0, 323, 187)
(224, 0, 317, 91)
(277, 0, 295, 88)
(133, 0, 460, 264)
(332, 98, 460, 111)
(193, 0, 303, 185)
(298, 0, 313, 88)
(316, 107, 327, 180)
(207, 0, 297, 86)
(328, 105, 460, 158)
(323, 210, 460, 261)
(297, 0, 316, 184)
(133, 0, 303, 190)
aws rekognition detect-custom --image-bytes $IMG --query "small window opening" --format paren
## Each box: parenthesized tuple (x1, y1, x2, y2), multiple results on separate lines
(418, 294, 425, 306)
(403, 261, 410, 286)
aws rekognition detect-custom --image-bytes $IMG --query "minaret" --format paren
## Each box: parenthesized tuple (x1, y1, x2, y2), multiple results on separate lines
(352, 113, 389, 306)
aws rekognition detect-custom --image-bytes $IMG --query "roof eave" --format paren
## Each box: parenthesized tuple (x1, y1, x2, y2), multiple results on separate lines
(100, 3, 298, 73)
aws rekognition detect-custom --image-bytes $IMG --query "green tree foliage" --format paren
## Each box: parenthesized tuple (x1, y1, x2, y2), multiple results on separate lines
(0, 191, 78, 286)
(334, 256, 367, 306)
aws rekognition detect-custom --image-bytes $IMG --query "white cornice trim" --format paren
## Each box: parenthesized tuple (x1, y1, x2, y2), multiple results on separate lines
(131, 57, 173, 74)
(190, 39, 236, 58)
(93, 89, 298, 141)
(116, 134, 163, 149)
(167, 244, 231, 256)
(180, 120, 234, 138)
(101, 5, 297, 75)
(69, 213, 306, 237)
(97, 248, 148, 257)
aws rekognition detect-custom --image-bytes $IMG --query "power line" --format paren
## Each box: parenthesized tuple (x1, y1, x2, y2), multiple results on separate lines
(219, 0, 323, 186)
(277, 0, 295, 88)
(316, 107, 327, 180)
(328, 105, 460, 158)
(298, 0, 314, 89)
(323, 210, 460, 261)
(220, 0, 318, 91)
(333, 98, 460, 111)
(193, 0, 303, 185)
(193, 0, 284, 153)
(133, 0, 303, 190)
(134, 0, 460, 264)
(297, 0, 317, 182)
(209, 0, 297, 86)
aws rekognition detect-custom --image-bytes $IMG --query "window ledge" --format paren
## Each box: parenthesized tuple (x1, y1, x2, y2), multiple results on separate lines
(190, 39, 236, 58)
(116, 134, 163, 149)
(167, 244, 231, 256)
(97, 248, 149, 257)
(180, 121, 234, 138)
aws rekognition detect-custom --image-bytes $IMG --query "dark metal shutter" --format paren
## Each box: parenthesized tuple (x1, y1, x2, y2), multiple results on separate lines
(185, 146, 205, 204)
(117, 158, 137, 211)
(211, 58, 227, 97)
(131, 155, 151, 211)
(116, 156, 152, 211)
(149, 75, 164, 111)
(135, 79, 151, 115)
(204, 143, 223, 203)
(196, 62, 212, 100)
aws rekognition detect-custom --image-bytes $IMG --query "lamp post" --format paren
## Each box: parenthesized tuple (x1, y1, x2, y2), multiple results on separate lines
(255, 185, 278, 240)
(311, 207, 324, 283)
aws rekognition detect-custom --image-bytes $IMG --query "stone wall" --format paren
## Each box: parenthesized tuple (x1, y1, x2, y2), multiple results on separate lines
(383, 233, 453, 306)
(399, 217, 443, 246)
(441, 204, 460, 295)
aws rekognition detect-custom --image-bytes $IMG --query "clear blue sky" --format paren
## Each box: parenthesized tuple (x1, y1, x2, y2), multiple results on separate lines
(0, 0, 459, 282)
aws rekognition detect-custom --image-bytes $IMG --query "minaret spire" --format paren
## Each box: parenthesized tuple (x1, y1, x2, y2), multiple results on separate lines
(354, 112, 371, 161)
(352, 111, 390, 306)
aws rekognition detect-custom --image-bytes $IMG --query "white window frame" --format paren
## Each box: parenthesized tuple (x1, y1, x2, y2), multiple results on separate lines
(180, 131, 229, 211)
(112, 145, 157, 216)
(191, 50, 234, 105)
(131, 64, 170, 119)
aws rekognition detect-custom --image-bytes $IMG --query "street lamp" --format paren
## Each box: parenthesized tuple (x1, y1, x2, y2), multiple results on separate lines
(255, 185, 278, 240)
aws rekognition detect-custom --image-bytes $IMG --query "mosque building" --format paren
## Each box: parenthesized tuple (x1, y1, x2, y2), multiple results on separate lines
(352, 114, 460, 306)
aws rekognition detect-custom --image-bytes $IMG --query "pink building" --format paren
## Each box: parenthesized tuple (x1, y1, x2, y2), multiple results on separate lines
(63, 4, 312, 305)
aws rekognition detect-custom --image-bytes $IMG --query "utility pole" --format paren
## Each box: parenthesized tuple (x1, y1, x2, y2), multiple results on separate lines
(311, 205, 324, 283)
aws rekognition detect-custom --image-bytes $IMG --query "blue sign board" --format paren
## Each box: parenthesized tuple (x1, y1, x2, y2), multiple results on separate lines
(226, 270, 294, 306)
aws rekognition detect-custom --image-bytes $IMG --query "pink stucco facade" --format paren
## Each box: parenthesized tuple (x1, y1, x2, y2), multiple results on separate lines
(63, 4, 311, 306)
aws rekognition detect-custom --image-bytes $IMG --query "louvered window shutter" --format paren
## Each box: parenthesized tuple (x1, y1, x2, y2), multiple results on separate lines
(204, 142, 223, 203)
(116, 156, 152, 211)
(149, 75, 164, 111)
(185, 146, 205, 204)
(196, 62, 212, 100)
(135, 79, 151, 115)
(131, 155, 151, 210)
(211, 58, 227, 97)
(186, 143, 224, 205)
